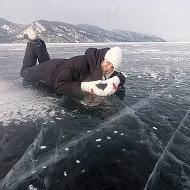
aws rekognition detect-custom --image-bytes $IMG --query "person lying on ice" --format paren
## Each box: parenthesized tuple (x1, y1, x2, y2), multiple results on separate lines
(20, 29, 126, 97)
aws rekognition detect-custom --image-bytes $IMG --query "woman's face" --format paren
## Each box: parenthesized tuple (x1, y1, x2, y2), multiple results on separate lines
(101, 59, 114, 74)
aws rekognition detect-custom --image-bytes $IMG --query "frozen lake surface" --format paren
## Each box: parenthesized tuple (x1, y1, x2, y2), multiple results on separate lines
(0, 42, 190, 190)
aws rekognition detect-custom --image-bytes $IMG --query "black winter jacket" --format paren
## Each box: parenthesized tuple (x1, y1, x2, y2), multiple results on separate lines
(21, 47, 125, 95)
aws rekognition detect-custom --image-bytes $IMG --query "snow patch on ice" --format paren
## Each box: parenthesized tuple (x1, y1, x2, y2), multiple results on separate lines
(0, 81, 61, 126)
(28, 184, 38, 190)
(64, 171, 67, 176)
(151, 73, 158, 78)
(40, 146, 47, 149)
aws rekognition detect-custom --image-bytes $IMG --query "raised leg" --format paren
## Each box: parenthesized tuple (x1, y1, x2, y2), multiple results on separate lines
(32, 40, 50, 64)
(21, 42, 37, 70)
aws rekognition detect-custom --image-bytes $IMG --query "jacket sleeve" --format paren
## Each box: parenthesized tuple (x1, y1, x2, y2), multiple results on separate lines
(55, 81, 81, 95)
(117, 72, 126, 86)
(55, 69, 81, 95)
(110, 71, 126, 86)
(111, 71, 126, 100)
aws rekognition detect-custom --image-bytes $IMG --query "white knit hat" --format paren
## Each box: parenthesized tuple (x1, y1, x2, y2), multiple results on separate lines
(104, 47, 122, 69)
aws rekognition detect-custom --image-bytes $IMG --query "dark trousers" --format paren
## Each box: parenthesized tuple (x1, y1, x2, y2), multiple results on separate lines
(20, 40, 50, 81)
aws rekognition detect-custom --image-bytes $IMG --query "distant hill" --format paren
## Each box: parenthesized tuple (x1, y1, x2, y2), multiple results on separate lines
(112, 29, 164, 42)
(0, 18, 166, 43)
(0, 18, 26, 43)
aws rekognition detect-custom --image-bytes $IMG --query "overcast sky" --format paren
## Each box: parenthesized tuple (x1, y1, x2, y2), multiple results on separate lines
(1, 0, 190, 41)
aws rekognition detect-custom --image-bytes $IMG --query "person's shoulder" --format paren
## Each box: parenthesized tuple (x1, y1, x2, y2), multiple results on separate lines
(85, 47, 110, 58)
(85, 48, 97, 55)
(99, 47, 110, 51)
(85, 47, 109, 52)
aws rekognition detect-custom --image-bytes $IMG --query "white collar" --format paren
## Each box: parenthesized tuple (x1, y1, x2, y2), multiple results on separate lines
(102, 70, 114, 80)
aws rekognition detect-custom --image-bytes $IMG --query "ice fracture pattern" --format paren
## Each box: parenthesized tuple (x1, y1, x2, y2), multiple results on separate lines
(0, 42, 190, 190)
